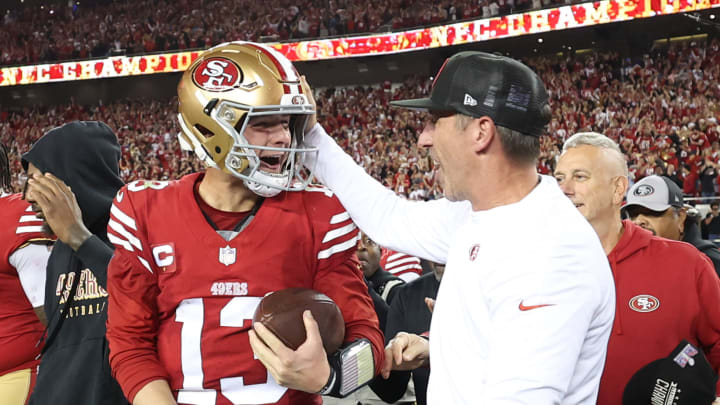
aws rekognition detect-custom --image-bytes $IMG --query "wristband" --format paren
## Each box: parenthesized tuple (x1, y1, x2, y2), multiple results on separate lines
(317, 366, 337, 395)
(322, 338, 375, 397)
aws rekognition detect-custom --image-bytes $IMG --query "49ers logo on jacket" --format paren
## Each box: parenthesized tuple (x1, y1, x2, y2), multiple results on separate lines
(629, 294, 660, 312)
(192, 57, 242, 92)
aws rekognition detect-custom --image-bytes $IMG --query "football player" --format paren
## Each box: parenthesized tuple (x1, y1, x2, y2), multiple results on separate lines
(0, 143, 52, 405)
(106, 41, 384, 405)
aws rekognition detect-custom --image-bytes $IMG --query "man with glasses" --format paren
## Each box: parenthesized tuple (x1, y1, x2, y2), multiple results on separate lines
(555, 132, 720, 405)
(623, 175, 720, 277)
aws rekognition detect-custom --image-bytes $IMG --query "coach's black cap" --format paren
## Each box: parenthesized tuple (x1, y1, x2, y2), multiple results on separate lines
(391, 51, 551, 137)
(623, 340, 717, 405)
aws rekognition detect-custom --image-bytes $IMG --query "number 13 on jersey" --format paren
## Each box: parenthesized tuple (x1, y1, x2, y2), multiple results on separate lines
(175, 297, 287, 405)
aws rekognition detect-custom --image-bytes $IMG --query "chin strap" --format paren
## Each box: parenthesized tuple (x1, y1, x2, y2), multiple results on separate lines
(243, 170, 289, 197)
(317, 338, 375, 398)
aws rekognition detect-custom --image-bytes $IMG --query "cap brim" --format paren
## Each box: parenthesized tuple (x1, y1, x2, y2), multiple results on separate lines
(623, 201, 672, 213)
(390, 97, 448, 112)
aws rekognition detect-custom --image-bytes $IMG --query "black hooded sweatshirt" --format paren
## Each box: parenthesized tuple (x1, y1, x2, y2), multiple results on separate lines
(22, 121, 128, 405)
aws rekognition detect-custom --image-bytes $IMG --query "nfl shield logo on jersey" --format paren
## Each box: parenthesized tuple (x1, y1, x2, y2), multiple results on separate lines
(219, 245, 237, 266)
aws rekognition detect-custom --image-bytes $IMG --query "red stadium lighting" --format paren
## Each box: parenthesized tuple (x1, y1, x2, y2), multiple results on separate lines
(3, 0, 720, 87)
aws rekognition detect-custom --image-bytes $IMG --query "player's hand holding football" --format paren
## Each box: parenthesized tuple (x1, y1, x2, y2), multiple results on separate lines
(249, 310, 331, 393)
(381, 331, 430, 379)
(26, 172, 91, 251)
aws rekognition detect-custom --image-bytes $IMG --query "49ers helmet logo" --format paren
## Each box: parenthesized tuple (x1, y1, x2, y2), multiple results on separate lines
(629, 294, 660, 312)
(192, 57, 242, 92)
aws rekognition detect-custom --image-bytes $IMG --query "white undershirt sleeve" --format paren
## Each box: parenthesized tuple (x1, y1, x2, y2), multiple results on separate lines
(304, 123, 470, 264)
(9, 243, 50, 308)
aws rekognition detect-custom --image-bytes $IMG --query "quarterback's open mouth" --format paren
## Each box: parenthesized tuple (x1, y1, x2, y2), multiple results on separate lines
(259, 154, 286, 172)
(260, 156, 281, 166)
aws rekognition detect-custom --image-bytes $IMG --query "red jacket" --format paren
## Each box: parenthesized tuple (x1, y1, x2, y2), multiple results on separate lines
(598, 220, 720, 405)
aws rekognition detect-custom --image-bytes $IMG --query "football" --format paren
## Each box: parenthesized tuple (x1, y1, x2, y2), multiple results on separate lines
(253, 288, 345, 353)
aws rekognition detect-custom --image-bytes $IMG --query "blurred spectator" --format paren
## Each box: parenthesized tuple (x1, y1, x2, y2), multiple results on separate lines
(704, 202, 720, 240)
(358, 233, 406, 304)
(1, 0, 588, 67)
(2, 37, 720, 205)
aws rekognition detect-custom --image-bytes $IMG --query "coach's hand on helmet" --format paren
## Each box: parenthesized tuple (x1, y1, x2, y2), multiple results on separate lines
(381, 332, 430, 379)
(26, 172, 91, 251)
(300, 75, 317, 132)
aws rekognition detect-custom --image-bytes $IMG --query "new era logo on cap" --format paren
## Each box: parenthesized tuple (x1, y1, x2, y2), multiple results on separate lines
(464, 94, 478, 106)
(388, 51, 551, 137)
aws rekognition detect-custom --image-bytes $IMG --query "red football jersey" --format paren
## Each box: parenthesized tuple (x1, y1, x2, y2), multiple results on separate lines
(0, 194, 50, 376)
(380, 248, 423, 281)
(106, 173, 383, 405)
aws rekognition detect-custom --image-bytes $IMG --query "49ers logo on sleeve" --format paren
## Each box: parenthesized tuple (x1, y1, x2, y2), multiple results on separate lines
(629, 294, 660, 312)
(192, 57, 242, 92)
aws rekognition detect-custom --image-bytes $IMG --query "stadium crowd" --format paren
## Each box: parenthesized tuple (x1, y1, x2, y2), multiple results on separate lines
(1, 37, 719, 201)
(2, 0, 581, 67)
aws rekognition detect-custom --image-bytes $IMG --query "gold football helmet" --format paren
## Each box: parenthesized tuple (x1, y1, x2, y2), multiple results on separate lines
(177, 41, 316, 197)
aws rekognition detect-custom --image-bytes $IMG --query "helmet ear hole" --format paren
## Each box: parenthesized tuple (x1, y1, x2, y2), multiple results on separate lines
(195, 124, 215, 139)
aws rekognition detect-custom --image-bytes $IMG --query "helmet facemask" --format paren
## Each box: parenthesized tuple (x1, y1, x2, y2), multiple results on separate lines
(186, 98, 317, 198)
